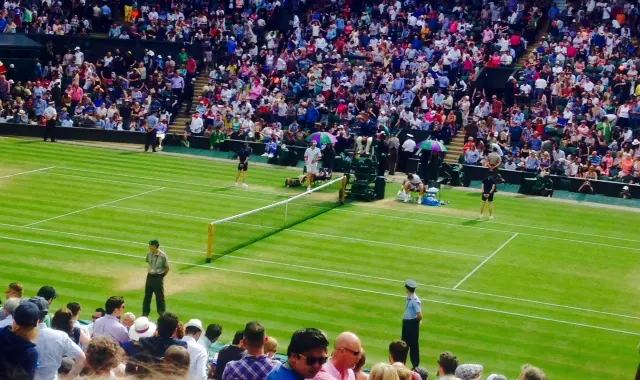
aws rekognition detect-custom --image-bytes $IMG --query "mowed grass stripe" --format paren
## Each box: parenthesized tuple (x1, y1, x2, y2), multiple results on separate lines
(0, 236, 636, 379)
(1, 221, 637, 328)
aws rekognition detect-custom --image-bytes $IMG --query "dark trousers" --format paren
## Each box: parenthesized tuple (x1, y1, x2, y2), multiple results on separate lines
(142, 274, 166, 317)
(388, 148, 398, 175)
(401, 318, 420, 369)
(145, 130, 157, 152)
(44, 119, 56, 142)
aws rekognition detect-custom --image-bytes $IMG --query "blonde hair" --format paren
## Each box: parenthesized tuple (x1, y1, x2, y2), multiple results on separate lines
(369, 363, 400, 380)
(12, 324, 38, 343)
(163, 345, 190, 377)
(391, 363, 412, 380)
(265, 336, 278, 357)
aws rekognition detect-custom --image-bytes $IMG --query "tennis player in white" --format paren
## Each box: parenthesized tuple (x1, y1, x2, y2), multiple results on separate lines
(304, 141, 322, 191)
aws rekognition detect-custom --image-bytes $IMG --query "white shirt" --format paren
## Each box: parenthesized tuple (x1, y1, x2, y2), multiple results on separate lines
(534, 78, 548, 89)
(35, 324, 84, 380)
(0, 314, 13, 329)
(44, 106, 57, 119)
(402, 138, 416, 152)
(182, 336, 208, 380)
(305, 147, 322, 164)
(190, 116, 204, 134)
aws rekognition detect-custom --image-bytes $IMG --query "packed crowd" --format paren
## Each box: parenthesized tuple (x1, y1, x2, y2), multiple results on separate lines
(0, 44, 199, 147)
(0, 282, 549, 380)
(459, 0, 640, 186)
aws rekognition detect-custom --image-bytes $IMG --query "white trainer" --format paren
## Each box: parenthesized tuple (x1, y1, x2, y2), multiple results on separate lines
(242, 183, 248, 189)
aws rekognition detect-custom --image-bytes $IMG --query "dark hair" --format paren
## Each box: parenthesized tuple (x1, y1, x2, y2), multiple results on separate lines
(66, 302, 81, 317)
(205, 324, 223, 342)
(51, 308, 74, 336)
(157, 312, 180, 338)
(7, 282, 23, 297)
(95, 308, 106, 317)
(232, 330, 245, 345)
(287, 328, 329, 357)
(243, 321, 265, 349)
(413, 367, 429, 380)
(185, 326, 201, 335)
(438, 352, 459, 374)
(389, 340, 409, 364)
(105, 296, 125, 315)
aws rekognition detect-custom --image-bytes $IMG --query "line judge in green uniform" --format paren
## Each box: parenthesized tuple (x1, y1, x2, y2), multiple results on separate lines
(142, 239, 169, 317)
(402, 279, 422, 369)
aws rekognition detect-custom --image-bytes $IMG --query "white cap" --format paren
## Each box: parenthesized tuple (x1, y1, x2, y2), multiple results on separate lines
(623, 186, 630, 191)
(129, 317, 157, 341)
(184, 319, 203, 331)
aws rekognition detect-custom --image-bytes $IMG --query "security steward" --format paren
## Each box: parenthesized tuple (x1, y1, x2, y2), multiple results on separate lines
(43, 101, 57, 142)
(401, 279, 422, 369)
(142, 239, 169, 317)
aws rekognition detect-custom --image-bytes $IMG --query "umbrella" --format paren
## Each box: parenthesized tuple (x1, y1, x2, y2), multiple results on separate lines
(417, 140, 448, 152)
(307, 132, 337, 145)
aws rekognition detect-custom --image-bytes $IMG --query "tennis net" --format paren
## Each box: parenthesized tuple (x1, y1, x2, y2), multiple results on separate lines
(206, 176, 347, 262)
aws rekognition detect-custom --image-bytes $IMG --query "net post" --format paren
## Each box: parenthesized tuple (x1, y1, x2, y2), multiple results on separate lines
(206, 223, 215, 263)
(340, 175, 348, 204)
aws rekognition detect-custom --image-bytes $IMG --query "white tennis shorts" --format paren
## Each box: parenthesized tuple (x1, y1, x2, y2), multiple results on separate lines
(306, 163, 319, 174)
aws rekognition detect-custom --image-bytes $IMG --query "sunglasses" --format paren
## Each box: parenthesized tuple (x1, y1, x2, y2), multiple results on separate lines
(341, 347, 361, 356)
(298, 354, 328, 366)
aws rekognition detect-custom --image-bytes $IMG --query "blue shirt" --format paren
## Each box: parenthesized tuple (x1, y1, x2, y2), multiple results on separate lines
(267, 364, 303, 380)
(403, 293, 422, 320)
(101, 5, 111, 16)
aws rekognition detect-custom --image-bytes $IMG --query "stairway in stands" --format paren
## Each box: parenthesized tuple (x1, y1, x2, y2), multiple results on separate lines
(168, 71, 210, 134)
(444, 135, 465, 164)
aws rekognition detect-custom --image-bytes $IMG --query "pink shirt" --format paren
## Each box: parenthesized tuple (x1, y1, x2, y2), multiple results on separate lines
(313, 360, 355, 380)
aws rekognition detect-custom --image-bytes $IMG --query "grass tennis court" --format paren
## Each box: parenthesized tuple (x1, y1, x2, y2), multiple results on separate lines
(0, 136, 639, 379)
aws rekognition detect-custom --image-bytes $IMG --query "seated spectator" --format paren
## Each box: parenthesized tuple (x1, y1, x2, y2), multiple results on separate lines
(518, 364, 547, 380)
(388, 341, 420, 380)
(122, 312, 136, 330)
(84, 336, 125, 377)
(455, 364, 483, 380)
(354, 350, 368, 380)
(0, 298, 20, 329)
(198, 323, 223, 352)
(93, 296, 129, 344)
(163, 345, 191, 378)
(215, 330, 246, 380)
(51, 307, 90, 347)
(369, 363, 399, 380)
(223, 321, 279, 380)
(268, 328, 329, 380)
(0, 302, 40, 378)
(313, 332, 362, 380)
(181, 319, 208, 380)
(128, 316, 157, 342)
(83, 307, 106, 338)
(436, 352, 459, 380)
(265, 336, 278, 359)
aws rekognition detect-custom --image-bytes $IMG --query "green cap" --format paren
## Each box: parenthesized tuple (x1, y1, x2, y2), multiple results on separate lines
(148, 239, 160, 247)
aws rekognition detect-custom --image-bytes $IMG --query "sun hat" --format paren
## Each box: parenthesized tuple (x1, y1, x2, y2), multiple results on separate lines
(129, 317, 157, 341)
(184, 319, 203, 332)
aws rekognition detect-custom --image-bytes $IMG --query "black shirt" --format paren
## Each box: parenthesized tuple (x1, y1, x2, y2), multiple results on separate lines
(238, 148, 250, 163)
(215, 345, 245, 380)
(482, 176, 496, 194)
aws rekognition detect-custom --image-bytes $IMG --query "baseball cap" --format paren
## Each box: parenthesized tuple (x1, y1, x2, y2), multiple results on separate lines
(37, 285, 57, 301)
(21, 296, 49, 319)
(129, 317, 157, 341)
(14, 303, 40, 327)
(184, 319, 203, 331)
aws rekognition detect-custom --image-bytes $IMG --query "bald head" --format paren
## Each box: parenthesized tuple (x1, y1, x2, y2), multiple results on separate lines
(333, 332, 362, 371)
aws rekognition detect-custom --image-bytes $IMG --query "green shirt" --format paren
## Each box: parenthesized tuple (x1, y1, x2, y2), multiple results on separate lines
(146, 249, 168, 275)
(178, 52, 188, 65)
(23, 10, 32, 23)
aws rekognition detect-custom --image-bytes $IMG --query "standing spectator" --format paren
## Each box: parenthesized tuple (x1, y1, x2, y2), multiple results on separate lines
(401, 280, 422, 370)
(313, 332, 362, 380)
(518, 365, 546, 380)
(83, 308, 106, 338)
(84, 336, 124, 377)
(198, 323, 223, 352)
(27, 297, 86, 380)
(181, 319, 208, 380)
(163, 345, 191, 378)
(36, 285, 57, 327)
(93, 296, 130, 344)
(215, 330, 246, 380)
(223, 321, 280, 380)
(0, 302, 40, 378)
(0, 298, 20, 329)
(143, 239, 169, 317)
(436, 352, 459, 380)
(267, 328, 330, 380)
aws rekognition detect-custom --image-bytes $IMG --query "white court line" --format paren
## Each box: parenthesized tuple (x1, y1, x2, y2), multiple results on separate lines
(0, 166, 55, 179)
(453, 233, 520, 290)
(102, 205, 484, 259)
(47, 170, 640, 250)
(345, 206, 640, 244)
(0, 221, 638, 321)
(54, 166, 640, 244)
(0, 234, 638, 336)
(23, 187, 166, 227)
